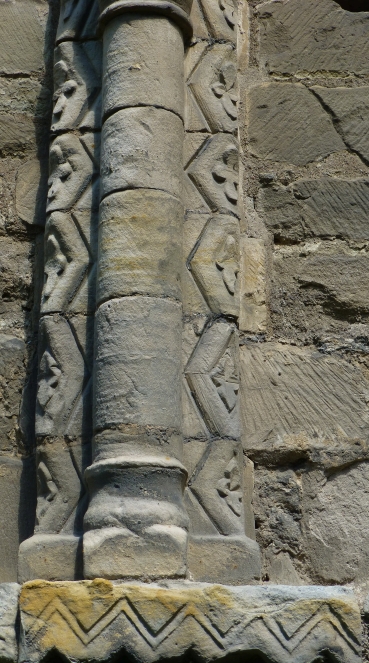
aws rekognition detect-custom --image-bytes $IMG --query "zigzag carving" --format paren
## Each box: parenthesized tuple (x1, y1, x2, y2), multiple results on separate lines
(24, 595, 360, 660)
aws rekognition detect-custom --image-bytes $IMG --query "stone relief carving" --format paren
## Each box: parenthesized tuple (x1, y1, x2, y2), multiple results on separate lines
(41, 211, 97, 315)
(47, 133, 100, 214)
(187, 134, 239, 214)
(187, 44, 237, 133)
(189, 214, 239, 316)
(57, 0, 99, 42)
(197, 0, 237, 41)
(36, 315, 92, 438)
(185, 320, 240, 438)
(52, 41, 102, 132)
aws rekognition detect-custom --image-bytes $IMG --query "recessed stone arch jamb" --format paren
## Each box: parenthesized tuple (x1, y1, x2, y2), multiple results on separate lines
(83, 0, 193, 578)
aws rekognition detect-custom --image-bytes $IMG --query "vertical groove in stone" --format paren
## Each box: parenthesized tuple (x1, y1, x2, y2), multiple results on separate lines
(18, 0, 101, 583)
(83, 3, 192, 579)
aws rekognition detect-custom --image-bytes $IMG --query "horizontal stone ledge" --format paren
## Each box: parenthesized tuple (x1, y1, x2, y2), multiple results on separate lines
(19, 580, 361, 663)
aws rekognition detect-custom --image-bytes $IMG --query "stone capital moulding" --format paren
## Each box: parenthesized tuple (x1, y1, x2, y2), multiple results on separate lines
(98, 0, 193, 38)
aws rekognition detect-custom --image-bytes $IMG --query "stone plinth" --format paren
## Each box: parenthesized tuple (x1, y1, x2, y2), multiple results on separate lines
(19, 580, 361, 663)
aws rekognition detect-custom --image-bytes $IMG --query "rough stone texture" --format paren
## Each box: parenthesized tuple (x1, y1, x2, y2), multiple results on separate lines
(248, 83, 345, 166)
(100, 107, 183, 200)
(239, 237, 267, 333)
(103, 15, 184, 118)
(19, 581, 361, 663)
(258, 0, 369, 76)
(0, 583, 20, 663)
(0, 0, 46, 75)
(94, 297, 182, 431)
(257, 178, 369, 242)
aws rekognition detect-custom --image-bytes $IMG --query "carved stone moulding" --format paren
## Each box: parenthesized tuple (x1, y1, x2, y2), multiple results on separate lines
(19, 581, 361, 663)
(98, 0, 193, 39)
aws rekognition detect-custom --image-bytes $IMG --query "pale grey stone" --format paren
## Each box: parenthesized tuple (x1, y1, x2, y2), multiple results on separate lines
(302, 462, 369, 583)
(100, 107, 183, 200)
(0, 0, 45, 75)
(258, 0, 369, 76)
(19, 581, 361, 663)
(18, 534, 82, 583)
(0, 583, 20, 663)
(187, 133, 239, 215)
(52, 41, 102, 132)
(199, 0, 237, 42)
(187, 43, 237, 133)
(98, 190, 182, 303)
(257, 178, 369, 242)
(103, 15, 184, 118)
(312, 86, 369, 163)
(188, 535, 261, 584)
(94, 297, 182, 431)
(189, 214, 240, 316)
(239, 237, 267, 333)
(36, 315, 92, 438)
(248, 83, 344, 166)
(84, 456, 188, 579)
(47, 133, 100, 214)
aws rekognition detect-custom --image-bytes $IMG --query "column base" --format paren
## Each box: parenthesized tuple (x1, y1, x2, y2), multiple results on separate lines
(188, 535, 261, 585)
(84, 525, 187, 579)
(18, 534, 82, 583)
(19, 581, 361, 663)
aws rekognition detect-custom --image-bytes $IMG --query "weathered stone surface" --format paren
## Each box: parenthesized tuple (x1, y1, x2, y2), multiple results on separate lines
(0, 0, 45, 75)
(36, 315, 93, 438)
(103, 16, 184, 118)
(239, 237, 267, 333)
(98, 190, 182, 303)
(0, 114, 36, 157)
(199, 0, 237, 42)
(190, 214, 239, 316)
(16, 158, 48, 226)
(84, 456, 188, 579)
(47, 133, 100, 214)
(0, 457, 35, 582)
(0, 335, 25, 451)
(0, 583, 20, 662)
(187, 133, 239, 214)
(19, 580, 361, 663)
(240, 343, 369, 463)
(248, 84, 344, 166)
(188, 536, 261, 584)
(18, 534, 83, 583)
(302, 462, 369, 584)
(186, 43, 237, 133)
(52, 41, 102, 132)
(258, 0, 369, 76)
(100, 107, 183, 200)
(57, 0, 99, 42)
(94, 297, 182, 431)
(257, 178, 369, 242)
(185, 320, 240, 439)
(312, 86, 369, 164)
(183, 213, 210, 315)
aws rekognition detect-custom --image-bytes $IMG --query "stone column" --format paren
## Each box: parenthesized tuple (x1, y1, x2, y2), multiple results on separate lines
(83, 0, 193, 578)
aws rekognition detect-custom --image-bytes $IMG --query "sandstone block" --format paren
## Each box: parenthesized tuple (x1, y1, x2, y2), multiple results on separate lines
(100, 107, 183, 200)
(0, 0, 45, 75)
(240, 343, 369, 464)
(258, 178, 369, 242)
(0, 114, 36, 157)
(0, 335, 25, 451)
(239, 237, 267, 333)
(0, 583, 20, 663)
(94, 297, 182, 431)
(258, 0, 369, 76)
(19, 581, 361, 663)
(188, 535, 260, 584)
(98, 190, 182, 303)
(312, 86, 369, 163)
(103, 15, 184, 118)
(18, 534, 82, 583)
(248, 83, 344, 166)
(16, 158, 48, 226)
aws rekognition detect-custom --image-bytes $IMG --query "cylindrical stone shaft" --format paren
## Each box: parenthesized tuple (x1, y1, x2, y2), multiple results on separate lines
(83, 8, 190, 579)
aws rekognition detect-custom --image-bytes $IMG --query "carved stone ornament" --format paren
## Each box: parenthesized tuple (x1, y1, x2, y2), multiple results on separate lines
(56, 0, 99, 42)
(19, 582, 361, 663)
(52, 41, 102, 132)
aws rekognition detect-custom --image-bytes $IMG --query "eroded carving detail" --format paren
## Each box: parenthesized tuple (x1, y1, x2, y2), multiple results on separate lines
(57, 0, 99, 42)
(52, 41, 102, 132)
(47, 133, 100, 214)
(187, 134, 239, 214)
(185, 320, 240, 438)
(189, 214, 239, 316)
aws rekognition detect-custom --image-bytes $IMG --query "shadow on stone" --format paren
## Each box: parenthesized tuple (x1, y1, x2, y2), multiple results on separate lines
(334, 0, 369, 10)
